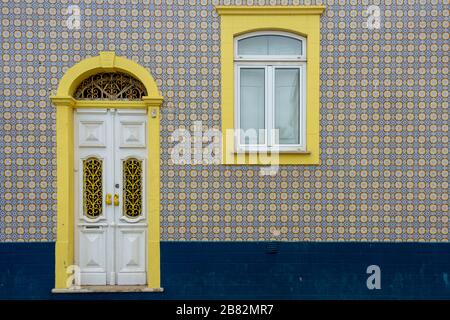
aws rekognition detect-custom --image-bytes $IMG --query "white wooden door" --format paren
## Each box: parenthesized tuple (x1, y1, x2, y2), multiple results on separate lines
(74, 108, 147, 286)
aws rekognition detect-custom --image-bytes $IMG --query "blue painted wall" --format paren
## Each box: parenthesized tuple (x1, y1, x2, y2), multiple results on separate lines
(0, 242, 449, 299)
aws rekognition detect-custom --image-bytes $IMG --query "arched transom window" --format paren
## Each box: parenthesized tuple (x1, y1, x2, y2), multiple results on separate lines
(74, 72, 147, 100)
(235, 31, 306, 152)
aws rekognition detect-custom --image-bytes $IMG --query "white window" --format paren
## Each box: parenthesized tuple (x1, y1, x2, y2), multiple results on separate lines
(234, 31, 306, 153)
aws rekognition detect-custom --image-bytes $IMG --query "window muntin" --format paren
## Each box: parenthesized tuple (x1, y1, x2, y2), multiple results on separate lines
(235, 32, 306, 152)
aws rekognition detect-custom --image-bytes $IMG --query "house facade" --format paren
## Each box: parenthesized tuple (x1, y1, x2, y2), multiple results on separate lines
(0, 0, 449, 299)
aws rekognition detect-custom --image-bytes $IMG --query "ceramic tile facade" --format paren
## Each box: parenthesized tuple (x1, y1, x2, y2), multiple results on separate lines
(0, 0, 448, 241)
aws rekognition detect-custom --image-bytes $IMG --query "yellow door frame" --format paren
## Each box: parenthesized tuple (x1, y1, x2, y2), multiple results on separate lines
(51, 52, 163, 290)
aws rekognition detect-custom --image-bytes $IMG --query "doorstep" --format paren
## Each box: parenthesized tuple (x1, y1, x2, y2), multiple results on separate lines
(52, 286, 164, 293)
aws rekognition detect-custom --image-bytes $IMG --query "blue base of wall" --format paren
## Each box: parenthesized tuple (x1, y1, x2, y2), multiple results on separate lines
(1, 242, 449, 299)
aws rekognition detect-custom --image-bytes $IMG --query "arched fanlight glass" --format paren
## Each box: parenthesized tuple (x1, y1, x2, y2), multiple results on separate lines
(74, 72, 147, 100)
(237, 35, 303, 57)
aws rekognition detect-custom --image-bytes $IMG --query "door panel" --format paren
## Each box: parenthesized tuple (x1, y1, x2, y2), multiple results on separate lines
(119, 120, 146, 148)
(79, 228, 107, 285)
(116, 228, 147, 285)
(74, 108, 147, 286)
(115, 110, 147, 285)
(78, 120, 107, 147)
(75, 109, 112, 285)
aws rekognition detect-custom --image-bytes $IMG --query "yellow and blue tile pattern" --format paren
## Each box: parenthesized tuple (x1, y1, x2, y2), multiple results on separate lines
(0, 0, 448, 242)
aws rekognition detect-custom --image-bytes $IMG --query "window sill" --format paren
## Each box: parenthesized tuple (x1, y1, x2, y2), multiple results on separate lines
(234, 150, 311, 155)
(52, 286, 164, 294)
(223, 149, 319, 165)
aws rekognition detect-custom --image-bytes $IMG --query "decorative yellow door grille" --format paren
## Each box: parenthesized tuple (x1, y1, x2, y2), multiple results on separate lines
(83, 157, 103, 218)
(123, 158, 142, 218)
(74, 72, 147, 100)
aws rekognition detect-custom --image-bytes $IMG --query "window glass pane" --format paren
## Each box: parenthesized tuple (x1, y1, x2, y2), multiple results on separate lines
(240, 68, 265, 145)
(238, 35, 302, 56)
(238, 36, 268, 56)
(275, 68, 300, 145)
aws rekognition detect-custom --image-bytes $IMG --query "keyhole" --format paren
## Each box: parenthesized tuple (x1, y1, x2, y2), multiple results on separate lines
(115, 184, 120, 188)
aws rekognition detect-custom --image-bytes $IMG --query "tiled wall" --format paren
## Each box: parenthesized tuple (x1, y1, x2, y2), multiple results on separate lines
(0, 0, 448, 242)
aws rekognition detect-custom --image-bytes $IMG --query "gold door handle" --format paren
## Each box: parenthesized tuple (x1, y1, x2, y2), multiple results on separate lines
(106, 194, 112, 206)
(114, 194, 119, 206)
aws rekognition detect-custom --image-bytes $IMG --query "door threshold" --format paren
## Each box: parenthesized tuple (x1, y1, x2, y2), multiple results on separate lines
(52, 285, 164, 293)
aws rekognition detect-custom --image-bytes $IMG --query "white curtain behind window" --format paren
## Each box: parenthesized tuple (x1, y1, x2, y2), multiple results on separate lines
(240, 68, 265, 144)
(275, 68, 300, 145)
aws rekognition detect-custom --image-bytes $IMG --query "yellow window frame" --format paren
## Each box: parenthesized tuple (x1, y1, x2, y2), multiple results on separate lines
(216, 6, 325, 165)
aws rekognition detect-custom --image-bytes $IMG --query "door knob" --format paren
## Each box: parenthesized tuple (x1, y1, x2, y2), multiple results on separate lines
(106, 194, 112, 205)
(114, 194, 119, 206)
